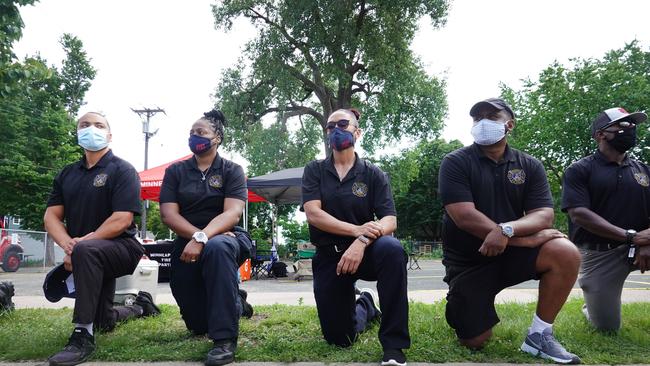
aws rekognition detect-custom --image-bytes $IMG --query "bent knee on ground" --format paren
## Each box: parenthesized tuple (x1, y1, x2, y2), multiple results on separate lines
(459, 329, 492, 349)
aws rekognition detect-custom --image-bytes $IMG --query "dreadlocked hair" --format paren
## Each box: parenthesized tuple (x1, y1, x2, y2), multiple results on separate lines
(203, 109, 227, 141)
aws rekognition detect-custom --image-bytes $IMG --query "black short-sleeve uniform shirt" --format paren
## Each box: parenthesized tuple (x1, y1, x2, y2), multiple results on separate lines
(302, 154, 396, 247)
(159, 154, 247, 229)
(438, 144, 554, 267)
(561, 150, 650, 245)
(47, 150, 141, 238)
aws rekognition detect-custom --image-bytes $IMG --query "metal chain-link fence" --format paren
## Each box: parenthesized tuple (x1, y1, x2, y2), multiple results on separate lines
(1, 228, 64, 272)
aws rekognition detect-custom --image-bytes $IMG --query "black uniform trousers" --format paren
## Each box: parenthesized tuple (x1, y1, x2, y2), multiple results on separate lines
(71, 237, 144, 331)
(170, 234, 242, 341)
(312, 235, 410, 350)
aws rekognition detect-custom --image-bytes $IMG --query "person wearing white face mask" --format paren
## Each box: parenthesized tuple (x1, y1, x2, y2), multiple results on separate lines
(43, 112, 160, 366)
(438, 98, 582, 364)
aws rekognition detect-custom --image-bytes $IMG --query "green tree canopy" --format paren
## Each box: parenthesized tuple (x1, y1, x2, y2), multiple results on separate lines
(379, 138, 462, 240)
(212, 0, 449, 162)
(503, 41, 650, 228)
(0, 0, 96, 229)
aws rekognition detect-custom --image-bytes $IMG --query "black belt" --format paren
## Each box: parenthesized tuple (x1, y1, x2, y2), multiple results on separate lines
(316, 243, 353, 255)
(578, 242, 626, 251)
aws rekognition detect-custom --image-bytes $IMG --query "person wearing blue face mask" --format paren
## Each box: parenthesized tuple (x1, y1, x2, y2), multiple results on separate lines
(44, 112, 160, 366)
(438, 98, 581, 364)
(159, 109, 253, 366)
(302, 108, 410, 366)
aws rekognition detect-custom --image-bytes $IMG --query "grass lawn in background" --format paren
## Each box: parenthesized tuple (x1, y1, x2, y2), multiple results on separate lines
(0, 299, 648, 363)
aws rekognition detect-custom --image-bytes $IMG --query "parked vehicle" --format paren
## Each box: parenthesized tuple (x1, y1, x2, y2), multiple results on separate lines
(0, 217, 24, 272)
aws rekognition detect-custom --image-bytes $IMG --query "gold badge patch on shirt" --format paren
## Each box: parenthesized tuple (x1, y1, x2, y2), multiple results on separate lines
(93, 173, 108, 187)
(634, 173, 649, 187)
(352, 182, 368, 197)
(208, 174, 223, 188)
(507, 169, 526, 185)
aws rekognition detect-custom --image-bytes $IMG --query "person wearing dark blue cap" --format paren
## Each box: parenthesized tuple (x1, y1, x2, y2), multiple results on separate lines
(439, 98, 581, 364)
(43, 112, 160, 366)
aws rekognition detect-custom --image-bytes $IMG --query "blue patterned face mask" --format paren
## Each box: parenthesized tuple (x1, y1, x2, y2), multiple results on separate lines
(328, 128, 356, 151)
(188, 134, 213, 155)
(77, 126, 109, 151)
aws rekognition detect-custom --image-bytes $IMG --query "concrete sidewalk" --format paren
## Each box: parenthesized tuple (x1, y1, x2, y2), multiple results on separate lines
(1, 363, 649, 366)
(12, 287, 650, 309)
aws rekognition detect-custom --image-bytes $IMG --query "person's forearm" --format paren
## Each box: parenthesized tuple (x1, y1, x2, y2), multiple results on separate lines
(450, 208, 497, 241)
(86, 212, 133, 240)
(377, 216, 396, 236)
(507, 208, 554, 237)
(306, 208, 360, 238)
(44, 214, 72, 250)
(570, 207, 626, 242)
(161, 211, 200, 240)
(202, 209, 241, 239)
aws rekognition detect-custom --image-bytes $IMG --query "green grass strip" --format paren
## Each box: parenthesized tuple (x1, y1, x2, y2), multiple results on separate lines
(1, 299, 648, 363)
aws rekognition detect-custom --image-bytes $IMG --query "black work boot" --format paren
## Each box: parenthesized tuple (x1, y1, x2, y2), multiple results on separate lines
(48, 327, 96, 366)
(134, 291, 161, 317)
(238, 289, 254, 319)
(205, 339, 237, 366)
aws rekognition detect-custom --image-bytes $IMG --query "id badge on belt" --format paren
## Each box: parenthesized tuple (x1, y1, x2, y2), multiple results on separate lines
(628, 244, 637, 264)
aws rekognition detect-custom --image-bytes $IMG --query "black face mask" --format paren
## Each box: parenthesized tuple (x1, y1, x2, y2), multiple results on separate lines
(607, 127, 637, 153)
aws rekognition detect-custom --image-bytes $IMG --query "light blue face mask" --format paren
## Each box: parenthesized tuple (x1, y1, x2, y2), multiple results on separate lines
(77, 126, 109, 151)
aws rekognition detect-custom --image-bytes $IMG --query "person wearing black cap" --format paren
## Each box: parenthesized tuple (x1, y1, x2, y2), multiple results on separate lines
(159, 109, 253, 366)
(43, 111, 160, 366)
(562, 107, 650, 331)
(438, 98, 581, 364)
(302, 108, 409, 366)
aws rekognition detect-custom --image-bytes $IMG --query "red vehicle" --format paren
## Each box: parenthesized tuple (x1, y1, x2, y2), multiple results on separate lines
(0, 216, 24, 272)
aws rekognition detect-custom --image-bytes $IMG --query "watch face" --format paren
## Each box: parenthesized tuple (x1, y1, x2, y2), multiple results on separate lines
(501, 225, 514, 237)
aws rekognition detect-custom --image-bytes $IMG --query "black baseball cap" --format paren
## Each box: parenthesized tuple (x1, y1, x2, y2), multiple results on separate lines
(470, 98, 516, 119)
(591, 107, 647, 136)
(42, 264, 75, 302)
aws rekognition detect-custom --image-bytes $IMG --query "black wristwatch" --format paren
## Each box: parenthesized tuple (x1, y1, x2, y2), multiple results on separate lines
(625, 229, 637, 245)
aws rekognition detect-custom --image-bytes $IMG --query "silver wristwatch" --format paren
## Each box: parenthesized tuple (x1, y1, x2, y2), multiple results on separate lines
(498, 223, 515, 238)
(357, 235, 371, 246)
(192, 231, 208, 244)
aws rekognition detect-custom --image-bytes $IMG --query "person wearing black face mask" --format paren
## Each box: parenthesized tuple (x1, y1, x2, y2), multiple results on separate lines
(302, 108, 410, 366)
(159, 109, 253, 366)
(562, 107, 650, 332)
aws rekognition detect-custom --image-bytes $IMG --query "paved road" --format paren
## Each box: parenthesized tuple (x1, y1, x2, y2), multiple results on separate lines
(3, 259, 649, 308)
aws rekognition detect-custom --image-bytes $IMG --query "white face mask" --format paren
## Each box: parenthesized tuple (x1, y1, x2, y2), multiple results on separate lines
(471, 118, 507, 146)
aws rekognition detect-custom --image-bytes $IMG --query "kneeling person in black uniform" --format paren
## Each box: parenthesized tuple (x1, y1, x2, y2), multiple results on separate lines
(439, 99, 581, 364)
(160, 109, 252, 366)
(302, 108, 409, 366)
(44, 112, 160, 366)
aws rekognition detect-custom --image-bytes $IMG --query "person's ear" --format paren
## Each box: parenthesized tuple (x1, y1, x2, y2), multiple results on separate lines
(107, 132, 113, 143)
(505, 119, 515, 133)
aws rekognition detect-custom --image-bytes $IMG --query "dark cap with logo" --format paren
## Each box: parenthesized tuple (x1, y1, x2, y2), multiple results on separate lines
(42, 264, 75, 302)
(591, 107, 647, 136)
(470, 98, 516, 119)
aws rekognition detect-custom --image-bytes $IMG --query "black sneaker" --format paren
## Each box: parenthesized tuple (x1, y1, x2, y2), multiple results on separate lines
(48, 327, 96, 366)
(238, 289, 254, 319)
(205, 339, 237, 366)
(382, 348, 407, 366)
(134, 291, 160, 317)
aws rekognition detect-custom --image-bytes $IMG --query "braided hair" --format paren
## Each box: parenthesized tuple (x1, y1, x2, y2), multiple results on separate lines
(202, 109, 227, 143)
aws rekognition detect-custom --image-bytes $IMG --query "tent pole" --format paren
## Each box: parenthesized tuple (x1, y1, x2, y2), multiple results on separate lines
(244, 200, 248, 231)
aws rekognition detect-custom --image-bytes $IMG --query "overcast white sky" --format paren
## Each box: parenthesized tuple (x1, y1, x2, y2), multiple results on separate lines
(14, 0, 650, 174)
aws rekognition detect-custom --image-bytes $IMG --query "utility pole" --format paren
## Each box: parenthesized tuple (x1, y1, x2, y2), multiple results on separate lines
(131, 107, 165, 240)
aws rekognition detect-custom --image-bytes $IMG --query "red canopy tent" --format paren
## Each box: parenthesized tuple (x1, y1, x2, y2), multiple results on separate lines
(138, 155, 267, 203)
